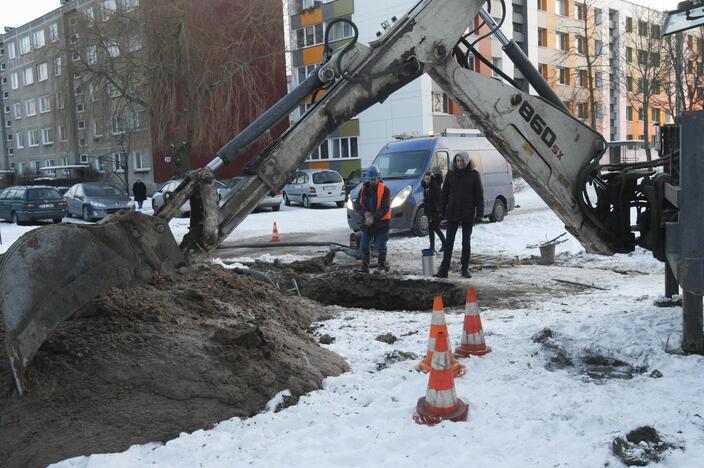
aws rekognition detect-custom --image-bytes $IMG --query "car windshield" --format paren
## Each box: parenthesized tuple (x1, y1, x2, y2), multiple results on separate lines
(313, 172, 342, 184)
(27, 188, 61, 200)
(84, 185, 125, 197)
(373, 151, 429, 179)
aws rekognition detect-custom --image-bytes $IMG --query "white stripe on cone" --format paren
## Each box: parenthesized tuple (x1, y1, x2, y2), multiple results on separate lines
(426, 388, 459, 409)
(461, 330, 485, 346)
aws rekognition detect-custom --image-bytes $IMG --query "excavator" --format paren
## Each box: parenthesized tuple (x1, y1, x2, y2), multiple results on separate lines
(2, 0, 703, 395)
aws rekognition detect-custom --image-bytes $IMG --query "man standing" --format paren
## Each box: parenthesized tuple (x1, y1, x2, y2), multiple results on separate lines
(435, 152, 483, 278)
(354, 166, 391, 273)
(132, 179, 147, 210)
(422, 171, 445, 252)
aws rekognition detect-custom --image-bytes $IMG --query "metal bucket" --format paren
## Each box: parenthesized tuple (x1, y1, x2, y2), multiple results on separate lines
(422, 249, 435, 276)
(539, 243, 556, 265)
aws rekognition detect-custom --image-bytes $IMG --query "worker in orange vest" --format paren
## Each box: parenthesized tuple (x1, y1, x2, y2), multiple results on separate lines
(354, 166, 391, 273)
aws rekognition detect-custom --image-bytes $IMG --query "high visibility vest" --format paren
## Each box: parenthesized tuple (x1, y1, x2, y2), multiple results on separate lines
(360, 182, 391, 221)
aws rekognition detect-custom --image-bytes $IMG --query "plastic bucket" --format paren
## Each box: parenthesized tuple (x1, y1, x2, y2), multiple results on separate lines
(539, 243, 556, 265)
(422, 249, 435, 276)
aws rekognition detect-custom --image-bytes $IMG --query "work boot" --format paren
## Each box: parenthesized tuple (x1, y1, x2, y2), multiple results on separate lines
(461, 268, 472, 278)
(360, 260, 370, 273)
(376, 254, 389, 273)
(434, 269, 448, 279)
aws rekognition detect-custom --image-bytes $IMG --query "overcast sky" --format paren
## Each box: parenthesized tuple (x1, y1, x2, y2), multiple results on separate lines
(0, 0, 684, 32)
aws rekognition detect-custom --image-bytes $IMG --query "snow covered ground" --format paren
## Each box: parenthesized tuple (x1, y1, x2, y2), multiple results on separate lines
(6, 188, 702, 467)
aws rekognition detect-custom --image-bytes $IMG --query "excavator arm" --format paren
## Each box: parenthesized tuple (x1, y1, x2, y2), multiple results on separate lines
(2, 0, 618, 394)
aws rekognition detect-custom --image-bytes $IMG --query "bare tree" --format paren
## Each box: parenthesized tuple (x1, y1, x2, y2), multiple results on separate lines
(663, 29, 704, 117)
(618, 7, 668, 160)
(555, 0, 609, 131)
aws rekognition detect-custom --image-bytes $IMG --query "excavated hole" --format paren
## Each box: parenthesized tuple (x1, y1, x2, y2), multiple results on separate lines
(611, 426, 680, 466)
(296, 272, 467, 311)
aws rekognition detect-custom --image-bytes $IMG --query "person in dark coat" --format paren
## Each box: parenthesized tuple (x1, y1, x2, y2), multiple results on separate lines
(422, 171, 445, 252)
(354, 166, 391, 273)
(431, 165, 443, 188)
(435, 152, 484, 278)
(132, 179, 147, 209)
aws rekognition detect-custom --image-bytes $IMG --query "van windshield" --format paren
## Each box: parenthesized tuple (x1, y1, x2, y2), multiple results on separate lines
(373, 151, 428, 179)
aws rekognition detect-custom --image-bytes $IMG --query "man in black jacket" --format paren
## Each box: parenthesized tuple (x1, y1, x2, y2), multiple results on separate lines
(422, 171, 445, 252)
(435, 152, 483, 278)
(132, 179, 147, 210)
(354, 166, 391, 273)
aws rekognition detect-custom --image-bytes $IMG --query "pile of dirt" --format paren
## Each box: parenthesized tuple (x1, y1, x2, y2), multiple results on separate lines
(611, 426, 679, 466)
(0, 265, 348, 468)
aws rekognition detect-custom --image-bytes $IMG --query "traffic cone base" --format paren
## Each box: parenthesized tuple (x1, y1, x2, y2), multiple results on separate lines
(413, 330, 469, 425)
(455, 288, 492, 357)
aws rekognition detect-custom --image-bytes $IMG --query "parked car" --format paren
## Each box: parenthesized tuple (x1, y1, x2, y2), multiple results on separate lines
(228, 177, 282, 211)
(0, 186, 67, 224)
(64, 182, 133, 221)
(344, 168, 368, 200)
(151, 178, 230, 216)
(347, 135, 515, 236)
(283, 169, 346, 208)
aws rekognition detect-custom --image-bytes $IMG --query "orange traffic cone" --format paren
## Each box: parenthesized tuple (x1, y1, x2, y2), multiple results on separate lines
(416, 296, 466, 377)
(414, 330, 469, 425)
(455, 288, 492, 357)
(271, 222, 280, 242)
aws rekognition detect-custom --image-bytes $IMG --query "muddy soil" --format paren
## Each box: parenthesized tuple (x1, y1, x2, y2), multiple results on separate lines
(612, 426, 679, 466)
(0, 265, 348, 468)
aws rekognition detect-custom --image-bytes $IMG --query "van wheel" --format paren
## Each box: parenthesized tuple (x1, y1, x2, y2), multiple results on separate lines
(303, 195, 311, 208)
(283, 192, 291, 206)
(11, 211, 22, 225)
(412, 207, 429, 237)
(489, 199, 506, 222)
(336, 201, 345, 208)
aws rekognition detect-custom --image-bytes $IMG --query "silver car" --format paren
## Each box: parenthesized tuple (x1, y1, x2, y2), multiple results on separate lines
(283, 169, 346, 208)
(64, 182, 133, 221)
(151, 178, 230, 217)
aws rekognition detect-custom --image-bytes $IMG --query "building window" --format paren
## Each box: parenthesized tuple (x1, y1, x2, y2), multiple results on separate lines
(33, 30, 46, 49)
(626, 106, 633, 121)
(652, 108, 661, 123)
(556, 32, 568, 51)
(10, 72, 19, 90)
(557, 66, 570, 85)
(308, 141, 330, 160)
(112, 152, 126, 172)
(0, 62, 5, 71)
(80, 154, 89, 164)
(133, 151, 146, 170)
(85, 6, 95, 20)
(103, 0, 117, 19)
(576, 36, 586, 54)
(432, 92, 448, 113)
(626, 47, 633, 63)
(41, 128, 54, 145)
(16, 132, 24, 148)
(638, 20, 648, 36)
(577, 103, 587, 119)
(5, 119, 11, 128)
(3, 105, 9, 115)
(326, 19, 354, 42)
(14, 103, 22, 119)
(37, 62, 49, 82)
(296, 23, 324, 48)
(26, 99, 37, 116)
(492, 57, 503, 78)
(112, 115, 125, 134)
(75, 85, 83, 96)
(595, 8, 603, 25)
(28, 129, 40, 147)
(78, 120, 86, 130)
(19, 35, 31, 55)
(39, 95, 52, 113)
(87, 46, 98, 64)
(79, 137, 88, 147)
(595, 72, 603, 88)
(54, 57, 63, 76)
(107, 43, 120, 58)
(76, 102, 85, 113)
(626, 17, 633, 33)
(72, 51, 80, 61)
(537, 0, 547, 11)
(638, 108, 644, 121)
(8, 42, 16, 59)
(576, 3, 586, 21)
(577, 69, 588, 87)
(93, 120, 103, 137)
(556, 0, 568, 16)
(6, 133, 12, 142)
(124, 0, 139, 12)
(537, 28, 547, 47)
(57, 93, 65, 110)
(128, 34, 142, 52)
(59, 125, 67, 141)
(24, 67, 34, 85)
(49, 23, 59, 42)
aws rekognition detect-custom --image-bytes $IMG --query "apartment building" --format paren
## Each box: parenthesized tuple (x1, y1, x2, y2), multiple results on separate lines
(288, 0, 688, 173)
(0, 0, 287, 191)
(0, 0, 155, 189)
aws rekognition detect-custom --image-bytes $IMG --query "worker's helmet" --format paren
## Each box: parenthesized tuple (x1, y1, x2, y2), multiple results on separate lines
(366, 166, 380, 181)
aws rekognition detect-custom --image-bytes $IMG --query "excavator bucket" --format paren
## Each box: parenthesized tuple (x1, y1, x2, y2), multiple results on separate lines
(0, 211, 186, 395)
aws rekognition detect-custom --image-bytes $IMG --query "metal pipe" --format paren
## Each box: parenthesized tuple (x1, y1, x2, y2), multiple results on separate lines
(478, 8, 568, 112)
(204, 68, 326, 169)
